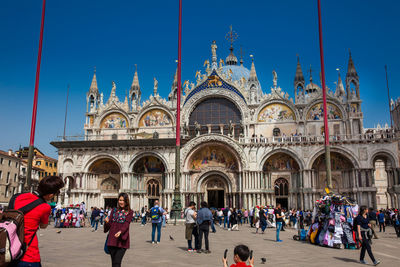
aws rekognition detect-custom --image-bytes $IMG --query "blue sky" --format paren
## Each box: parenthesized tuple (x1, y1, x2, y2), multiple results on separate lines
(0, 0, 399, 158)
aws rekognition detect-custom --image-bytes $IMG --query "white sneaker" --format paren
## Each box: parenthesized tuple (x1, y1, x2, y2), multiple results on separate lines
(152, 241, 155, 244)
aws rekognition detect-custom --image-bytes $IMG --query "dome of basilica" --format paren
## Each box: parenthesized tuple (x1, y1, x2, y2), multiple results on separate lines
(221, 65, 250, 81)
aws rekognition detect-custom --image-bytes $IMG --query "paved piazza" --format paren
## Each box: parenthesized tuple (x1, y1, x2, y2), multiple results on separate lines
(39, 223, 399, 266)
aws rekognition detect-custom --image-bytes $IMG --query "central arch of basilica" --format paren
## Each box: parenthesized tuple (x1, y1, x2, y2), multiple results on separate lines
(53, 33, 400, 211)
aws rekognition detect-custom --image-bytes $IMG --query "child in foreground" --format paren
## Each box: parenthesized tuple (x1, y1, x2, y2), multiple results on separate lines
(222, 245, 254, 267)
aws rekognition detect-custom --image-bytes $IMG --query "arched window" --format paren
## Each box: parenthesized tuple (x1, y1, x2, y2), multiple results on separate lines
(189, 98, 242, 136)
(89, 95, 95, 107)
(274, 178, 289, 196)
(273, 128, 281, 137)
(147, 179, 160, 197)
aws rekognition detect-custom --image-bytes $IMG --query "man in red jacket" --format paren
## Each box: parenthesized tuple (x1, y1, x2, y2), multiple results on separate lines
(11, 176, 64, 267)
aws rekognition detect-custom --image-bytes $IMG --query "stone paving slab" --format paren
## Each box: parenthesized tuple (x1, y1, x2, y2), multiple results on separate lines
(38, 223, 400, 267)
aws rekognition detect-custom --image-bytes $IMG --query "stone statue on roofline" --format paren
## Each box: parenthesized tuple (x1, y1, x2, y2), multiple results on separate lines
(272, 70, 278, 88)
(153, 77, 158, 96)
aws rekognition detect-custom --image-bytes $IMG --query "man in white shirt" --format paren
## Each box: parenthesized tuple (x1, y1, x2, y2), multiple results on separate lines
(184, 201, 198, 252)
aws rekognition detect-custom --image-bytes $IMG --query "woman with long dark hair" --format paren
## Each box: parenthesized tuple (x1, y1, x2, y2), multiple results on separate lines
(104, 193, 133, 267)
(356, 205, 380, 265)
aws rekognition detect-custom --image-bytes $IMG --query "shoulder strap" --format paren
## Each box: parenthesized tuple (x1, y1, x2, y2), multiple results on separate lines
(19, 198, 46, 214)
(8, 193, 23, 209)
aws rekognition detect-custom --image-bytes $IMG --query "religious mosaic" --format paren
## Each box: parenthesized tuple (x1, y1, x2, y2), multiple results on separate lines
(89, 159, 120, 174)
(258, 103, 295, 122)
(100, 113, 128, 129)
(190, 145, 238, 171)
(306, 103, 342, 120)
(133, 156, 165, 173)
(101, 177, 119, 191)
(263, 153, 299, 171)
(139, 109, 172, 127)
(312, 152, 353, 171)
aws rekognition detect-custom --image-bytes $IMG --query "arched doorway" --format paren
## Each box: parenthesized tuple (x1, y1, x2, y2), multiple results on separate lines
(133, 156, 166, 208)
(312, 152, 354, 199)
(372, 154, 397, 209)
(199, 174, 231, 209)
(263, 152, 300, 209)
(275, 178, 289, 209)
(88, 158, 121, 208)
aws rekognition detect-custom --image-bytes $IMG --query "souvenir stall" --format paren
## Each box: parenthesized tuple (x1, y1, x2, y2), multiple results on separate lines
(307, 194, 359, 249)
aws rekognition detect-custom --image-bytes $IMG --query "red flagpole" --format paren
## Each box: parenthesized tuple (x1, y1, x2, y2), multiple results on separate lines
(172, 0, 183, 224)
(317, 0, 332, 190)
(26, 0, 46, 190)
(176, 0, 182, 147)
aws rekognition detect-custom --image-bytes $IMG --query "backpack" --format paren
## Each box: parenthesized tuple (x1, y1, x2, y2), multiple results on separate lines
(150, 207, 162, 221)
(0, 193, 46, 266)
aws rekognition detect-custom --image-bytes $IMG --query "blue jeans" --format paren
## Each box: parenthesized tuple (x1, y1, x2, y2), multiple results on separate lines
(16, 262, 42, 267)
(141, 216, 146, 225)
(218, 216, 222, 225)
(224, 216, 229, 228)
(261, 220, 267, 232)
(152, 222, 162, 242)
(92, 220, 98, 230)
(162, 216, 166, 227)
(211, 220, 216, 232)
(54, 218, 60, 227)
(276, 222, 282, 241)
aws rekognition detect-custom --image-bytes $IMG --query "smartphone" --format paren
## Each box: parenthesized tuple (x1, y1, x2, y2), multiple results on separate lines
(249, 250, 253, 260)
(224, 249, 228, 259)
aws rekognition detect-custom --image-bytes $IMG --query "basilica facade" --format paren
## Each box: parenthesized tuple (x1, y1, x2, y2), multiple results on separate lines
(52, 39, 400, 211)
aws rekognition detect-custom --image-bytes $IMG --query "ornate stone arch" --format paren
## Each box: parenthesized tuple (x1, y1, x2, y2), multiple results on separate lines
(255, 99, 300, 122)
(259, 148, 305, 171)
(83, 154, 122, 173)
(181, 134, 248, 171)
(135, 105, 175, 128)
(195, 170, 234, 192)
(304, 98, 347, 121)
(307, 146, 360, 170)
(129, 151, 169, 172)
(370, 149, 399, 169)
(62, 158, 74, 174)
(96, 109, 130, 128)
(181, 89, 250, 127)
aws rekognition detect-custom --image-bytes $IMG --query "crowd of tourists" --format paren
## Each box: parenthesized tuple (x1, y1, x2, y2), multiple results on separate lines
(3, 174, 399, 267)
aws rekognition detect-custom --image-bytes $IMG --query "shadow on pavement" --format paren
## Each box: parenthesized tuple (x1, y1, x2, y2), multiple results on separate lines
(333, 257, 359, 263)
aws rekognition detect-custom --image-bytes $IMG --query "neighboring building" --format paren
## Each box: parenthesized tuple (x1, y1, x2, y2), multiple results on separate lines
(0, 150, 21, 206)
(17, 147, 58, 179)
(391, 97, 400, 131)
(19, 159, 43, 193)
(52, 34, 400, 211)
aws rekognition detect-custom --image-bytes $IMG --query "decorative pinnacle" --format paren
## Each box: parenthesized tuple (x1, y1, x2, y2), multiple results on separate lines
(309, 65, 313, 82)
(225, 25, 238, 49)
(240, 46, 244, 65)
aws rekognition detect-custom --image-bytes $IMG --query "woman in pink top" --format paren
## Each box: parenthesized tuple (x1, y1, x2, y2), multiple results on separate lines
(104, 193, 133, 267)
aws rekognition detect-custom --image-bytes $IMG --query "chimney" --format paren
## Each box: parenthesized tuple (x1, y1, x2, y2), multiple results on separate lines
(8, 149, 12, 156)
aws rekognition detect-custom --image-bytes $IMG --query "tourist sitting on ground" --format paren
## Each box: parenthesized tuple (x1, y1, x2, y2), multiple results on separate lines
(222, 244, 254, 267)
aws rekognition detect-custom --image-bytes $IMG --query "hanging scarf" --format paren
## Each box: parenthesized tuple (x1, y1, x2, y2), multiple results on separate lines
(112, 208, 129, 224)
